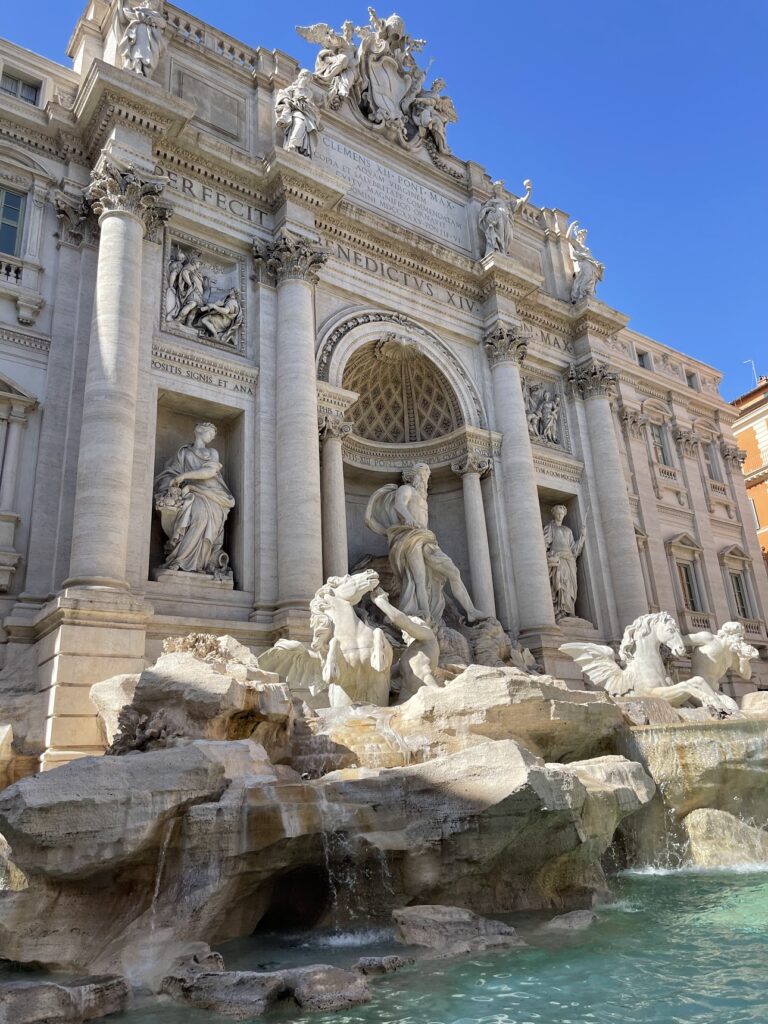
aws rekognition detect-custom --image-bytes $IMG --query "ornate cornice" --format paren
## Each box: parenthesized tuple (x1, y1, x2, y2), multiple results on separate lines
(483, 323, 530, 368)
(451, 454, 493, 478)
(253, 229, 327, 284)
(342, 424, 501, 473)
(86, 161, 172, 238)
(567, 359, 618, 400)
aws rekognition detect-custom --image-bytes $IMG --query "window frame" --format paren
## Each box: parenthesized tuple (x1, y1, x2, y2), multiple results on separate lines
(676, 561, 701, 612)
(0, 187, 26, 259)
(650, 422, 671, 466)
(0, 71, 40, 107)
(730, 571, 750, 619)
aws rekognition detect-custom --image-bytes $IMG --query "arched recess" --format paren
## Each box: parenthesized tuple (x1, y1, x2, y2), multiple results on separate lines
(316, 307, 486, 431)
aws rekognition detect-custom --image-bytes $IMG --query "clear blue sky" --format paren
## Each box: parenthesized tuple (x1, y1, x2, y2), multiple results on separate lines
(5, 1, 766, 399)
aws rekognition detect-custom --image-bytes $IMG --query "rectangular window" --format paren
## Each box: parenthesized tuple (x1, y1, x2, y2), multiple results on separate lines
(730, 572, 750, 618)
(703, 443, 721, 481)
(637, 350, 650, 369)
(0, 72, 40, 106)
(0, 189, 25, 258)
(677, 562, 700, 611)
(651, 423, 670, 466)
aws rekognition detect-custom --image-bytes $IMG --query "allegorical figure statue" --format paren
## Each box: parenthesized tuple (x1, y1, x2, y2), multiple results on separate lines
(198, 289, 242, 346)
(275, 70, 321, 157)
(478, 179, 532, 256)
(686, 621, 759, 689)
(154, 422, 235, 580)
(296, 20, 359, 109)
(566, 220, 604, 303)
(365, 462, 486, 627)
(117, 0, 167, 78)
(544, 505, 586, 620)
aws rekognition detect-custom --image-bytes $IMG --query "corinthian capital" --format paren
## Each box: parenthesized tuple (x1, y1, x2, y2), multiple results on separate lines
(318, 409, 353, 442)
(483, 322, 530, 368)
(567, 359, 618, 401)
(254, 229, 328, 284)
(86, 162, 171, 237)
(451, 454, 493, 478)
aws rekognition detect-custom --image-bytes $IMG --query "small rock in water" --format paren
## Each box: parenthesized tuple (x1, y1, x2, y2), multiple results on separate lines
(392, 905, 526, 956)
(353, 955, 415, 975)
(542, 909, 596, 931)
(0, 975, 130, 1024)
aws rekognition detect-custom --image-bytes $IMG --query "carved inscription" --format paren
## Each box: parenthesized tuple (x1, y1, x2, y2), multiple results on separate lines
(151, 343, 257, 395)
(165, 170, 265, 226)
(317, 136, 469, 251)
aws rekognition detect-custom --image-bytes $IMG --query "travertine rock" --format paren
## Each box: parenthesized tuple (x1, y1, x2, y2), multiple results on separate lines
(541, 909, 596, 931)
(0, 975, 129, 1024)
(392, 904, 524, 954)
(353, 955, 414, 975)
(89, 674, 139, 745)
(741, 691, 768, 716)
(683, 808, 768, 867)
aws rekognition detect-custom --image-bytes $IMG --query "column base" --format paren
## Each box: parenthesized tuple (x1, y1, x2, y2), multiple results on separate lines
(61, 575, 131, 591)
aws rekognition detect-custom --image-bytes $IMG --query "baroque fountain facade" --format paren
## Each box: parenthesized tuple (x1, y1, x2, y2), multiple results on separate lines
(0, 3, 766, 1021)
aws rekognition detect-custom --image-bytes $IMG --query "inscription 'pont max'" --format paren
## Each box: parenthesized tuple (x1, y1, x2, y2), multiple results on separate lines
(317, 136, 469, 252)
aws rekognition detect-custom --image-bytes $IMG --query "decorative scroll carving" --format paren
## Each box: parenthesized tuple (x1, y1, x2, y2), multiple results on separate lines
(450, 455, 492, 478)
(567, 360, 618, 401)
(86, 162, 171, 237)
(720, 442, 746, 471)
(52, 191, 99, 248)
(621, 408, 648, 440)
(318, 409, 353, 441)
(483, 323, 529, 368)
(673, 427, 701, 459)
(253, 230, 327, 283)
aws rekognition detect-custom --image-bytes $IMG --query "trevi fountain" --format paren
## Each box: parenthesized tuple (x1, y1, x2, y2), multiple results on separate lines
(0, 4, 767, 1024)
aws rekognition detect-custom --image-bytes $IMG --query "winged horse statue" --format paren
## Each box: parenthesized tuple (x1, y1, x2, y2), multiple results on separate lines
(561, 611, 738, 714)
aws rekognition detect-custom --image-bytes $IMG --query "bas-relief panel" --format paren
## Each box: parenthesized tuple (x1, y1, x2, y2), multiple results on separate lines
(316, 135, 470, 253)
(170, 61, 249, 148)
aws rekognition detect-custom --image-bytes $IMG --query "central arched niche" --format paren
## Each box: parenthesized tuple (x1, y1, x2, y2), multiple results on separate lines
(342, 335, 464, 444)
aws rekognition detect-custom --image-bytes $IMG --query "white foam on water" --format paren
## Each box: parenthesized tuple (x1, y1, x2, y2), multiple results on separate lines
(622, 863, 768, 877)
(301, 926, 392, 948)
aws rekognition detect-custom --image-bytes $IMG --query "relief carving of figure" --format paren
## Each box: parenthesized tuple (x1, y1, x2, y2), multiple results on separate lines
(566, 220, 605, 303)
(154, 422, 235, 580)
(275, 70, 321, 157)
(686, 621, 758, 690)
(197, 289, 242, 346)
(525, 383, 561, 445)
(165, 248, 241, 346)
(544, 505, 586, 620)
(365, 462, 486, 627)
(478, 179, 532, 256)
(117, 0, 167, 78)
(296, 20, 360, 108)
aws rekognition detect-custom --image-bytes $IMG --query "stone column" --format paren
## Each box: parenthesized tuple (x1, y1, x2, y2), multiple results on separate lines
(65, 162, 169, 590)
(255, 231, 327, 616)
(319, 410, 352, 580)
(0, 405, 27, 511)
(451, 455, 496, 618)
(569, 361, 647, 627)
(484, 324, 555, 633)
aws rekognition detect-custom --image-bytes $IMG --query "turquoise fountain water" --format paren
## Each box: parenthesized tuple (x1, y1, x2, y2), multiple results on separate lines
(123, 870, 768, 1024)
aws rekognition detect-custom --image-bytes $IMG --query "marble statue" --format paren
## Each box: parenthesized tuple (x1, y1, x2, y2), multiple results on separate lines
(469, 617, 539, 673)
(371, 587, 440, 702)
(479, 179, 532, 256)
(154, 423, 235, 580)
(258, 569, 394, 707)
(355, 9, 425, 132)
(410, 77, 457, 153)
(561, 611, 739, 713)
(566, 221, 604, 303)
(687, 622, 759, 689)
(296, 20, 359, 108)
(365, 462, 486, 627)
(117, 0, 167, 78)
(197, 289, 242, 346)
(275, 70, 321, 157)
(525, 383, 561, 445)
(165, 249, 241, 345)
(544, 506, 586, 620)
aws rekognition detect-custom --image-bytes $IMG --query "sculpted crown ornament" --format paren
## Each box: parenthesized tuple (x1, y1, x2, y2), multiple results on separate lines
(451, 454, 493, 478)
(720, 441, 746, 471)
(253, 230, 328, 283)
(483, 323, 530, 368)
(86, 162, 171, 238)
(674, 427, 701, 459)
(621, 408, 649, 440)
(567, 360, 618, 401)
(318, 409, 354, 441)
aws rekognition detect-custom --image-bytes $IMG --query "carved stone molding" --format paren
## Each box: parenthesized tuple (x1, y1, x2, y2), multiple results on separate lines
(253, 230, 327, 284)
(451, 454, 492, 478)
(531, 449, 584, 485)
(483, 323, 529, 369)
(673, 427, 701, 459)
(86, 162, 172, 238)
(52, 190, 99, 248)
(720, 442, 746, 472)
(318, 409, 353, 442)
(566, 360, 618, 401)
(621, 408, 648, 440)
(342, 424, 500, 473)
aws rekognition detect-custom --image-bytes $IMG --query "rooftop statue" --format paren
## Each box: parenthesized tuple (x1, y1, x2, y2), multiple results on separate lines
(560, 611, 739, 714)
(117, 0, 167, 79)
(479, 179, 533, 256)
(275, 70, 322, 158)
(366, 462, 486, 627)
(566, 220, 604, 302)
(296, 20, 360, 109)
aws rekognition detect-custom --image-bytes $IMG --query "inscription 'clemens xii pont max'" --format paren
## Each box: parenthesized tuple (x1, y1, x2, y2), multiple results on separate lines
(317, 136, 469, 252)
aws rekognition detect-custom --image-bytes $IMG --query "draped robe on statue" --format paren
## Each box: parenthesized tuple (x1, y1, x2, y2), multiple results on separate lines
(155, 445, 235, 574)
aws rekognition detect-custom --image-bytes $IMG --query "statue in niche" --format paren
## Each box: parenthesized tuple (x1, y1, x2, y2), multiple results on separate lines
(478, 179, 532, 256)
(154, 422, 235, 581)
(566, 221, 604, 302)
(165, 248, 241, 346)
(560, 611, 739, 714)
(275, 70, 321, 157)
(365, 462, 486, 627)
(686, 622, 758, 690)
(296, 20, 360, 109)
(543, 505, 586, 621)
(117, 0, 167, 79)
(410, 77, 457, 153)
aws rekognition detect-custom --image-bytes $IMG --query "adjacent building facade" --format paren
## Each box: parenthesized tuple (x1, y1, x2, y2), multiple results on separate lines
(0, 1, 766, 770)
(733, 377, 768, 567)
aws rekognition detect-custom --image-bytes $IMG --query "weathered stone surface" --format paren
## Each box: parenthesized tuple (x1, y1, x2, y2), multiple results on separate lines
(307, 666, 624, 771)
(353, 954, 414, 975)
(541, 909, 596, 931)
(89, 674, 139, 745)
(741, 691, 768, 716)
(683, 808, 768, 867)
(392, 904, 524, 954)
(617, 698, 683, 727)
(0, 975, 130, 1024)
